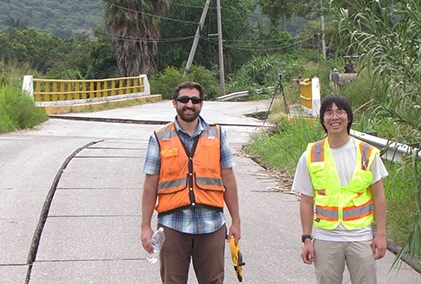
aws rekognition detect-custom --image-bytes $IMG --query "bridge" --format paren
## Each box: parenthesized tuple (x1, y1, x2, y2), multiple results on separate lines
(22, 75, 160, 114)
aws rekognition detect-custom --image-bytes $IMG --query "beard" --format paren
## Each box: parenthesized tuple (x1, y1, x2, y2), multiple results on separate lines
(176, 105, 201, 122)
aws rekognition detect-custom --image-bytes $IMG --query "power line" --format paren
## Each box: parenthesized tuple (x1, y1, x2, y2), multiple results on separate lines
(102, 1, 199, 25)
(95, 29, 196, 43)
(200, 35, 314, 52)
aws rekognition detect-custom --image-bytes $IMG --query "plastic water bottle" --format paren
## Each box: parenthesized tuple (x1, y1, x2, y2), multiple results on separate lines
(146, 227, 165, 264)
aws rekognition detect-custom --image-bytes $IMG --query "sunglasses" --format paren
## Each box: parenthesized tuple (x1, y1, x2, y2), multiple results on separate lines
(175, 96, 203, 104)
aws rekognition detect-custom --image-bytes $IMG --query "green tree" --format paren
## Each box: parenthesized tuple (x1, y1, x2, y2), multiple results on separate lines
(1, 15, 30, 32)
(102, 0, 168, 77)
(257, 0, 319, 21)
(157, 0, 253, 74)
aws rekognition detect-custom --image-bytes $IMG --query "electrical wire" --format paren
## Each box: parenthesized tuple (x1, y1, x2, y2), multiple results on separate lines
(102, 1, 199, 25)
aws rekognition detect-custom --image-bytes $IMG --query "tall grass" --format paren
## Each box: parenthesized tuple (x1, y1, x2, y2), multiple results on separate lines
(249, 117, 324, 175)
(0, 84, 47, 133)
(383, 160, 418, 245)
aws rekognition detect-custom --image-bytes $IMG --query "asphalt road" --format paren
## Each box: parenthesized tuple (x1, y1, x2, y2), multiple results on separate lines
(0, 99, 420, 283)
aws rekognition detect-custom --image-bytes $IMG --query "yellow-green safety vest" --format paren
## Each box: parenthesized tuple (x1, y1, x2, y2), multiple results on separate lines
(306, 137, 379, 230)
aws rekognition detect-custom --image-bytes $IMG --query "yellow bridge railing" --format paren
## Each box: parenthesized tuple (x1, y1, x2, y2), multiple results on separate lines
(299, 77, 320, 117)
(299, 78, 312, 110)
(31, 76, 146, 103)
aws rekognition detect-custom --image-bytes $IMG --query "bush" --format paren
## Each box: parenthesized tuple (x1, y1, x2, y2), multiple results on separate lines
(0, 84, 47, 133)
(226, 54, 305, 94)
(150, 65, 220, 100)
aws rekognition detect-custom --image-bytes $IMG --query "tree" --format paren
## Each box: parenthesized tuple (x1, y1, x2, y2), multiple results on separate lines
(257, 0, 319, 21)
(1, 15, 30, 32)
(102, 0, 168, 77)
(156, 0, 253, 74)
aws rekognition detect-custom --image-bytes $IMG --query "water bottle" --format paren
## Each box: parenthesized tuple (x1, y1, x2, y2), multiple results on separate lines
(146, 227, 165, 264)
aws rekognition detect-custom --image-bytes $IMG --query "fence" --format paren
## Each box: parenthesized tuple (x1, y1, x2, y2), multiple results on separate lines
(22, 75, 150, 106)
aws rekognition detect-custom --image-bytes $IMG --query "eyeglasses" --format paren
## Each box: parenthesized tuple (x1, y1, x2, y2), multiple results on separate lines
(175, 96, 203, 104)
(324, 109, 346, 118)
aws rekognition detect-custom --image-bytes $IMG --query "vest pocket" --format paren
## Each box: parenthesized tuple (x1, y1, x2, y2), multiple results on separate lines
(349, 192, 370, 207)
(315, 195, 330, 206)
(309, 162, 326, 189)
(195, 174, 225, 192)
(345, 169, 373, 193)
(161, 147, 179, 174)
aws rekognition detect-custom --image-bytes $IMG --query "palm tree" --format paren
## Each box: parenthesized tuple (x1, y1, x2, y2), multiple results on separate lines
(102, 0, 168, 77)
(1, 15, 31, 32)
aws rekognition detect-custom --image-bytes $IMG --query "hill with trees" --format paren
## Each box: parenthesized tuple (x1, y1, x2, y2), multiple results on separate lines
(0, 0, 104, 38)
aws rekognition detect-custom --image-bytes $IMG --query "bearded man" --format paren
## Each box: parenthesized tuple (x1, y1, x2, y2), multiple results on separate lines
(141, 81, 241, 284)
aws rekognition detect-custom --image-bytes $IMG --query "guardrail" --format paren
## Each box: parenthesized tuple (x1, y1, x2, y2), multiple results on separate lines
(218, 91, 249, 101)
(217, 87, 275, 101)
(299, 77, 320, 117)
(350, 130, 420, 162)
(22, 75, 150, 106)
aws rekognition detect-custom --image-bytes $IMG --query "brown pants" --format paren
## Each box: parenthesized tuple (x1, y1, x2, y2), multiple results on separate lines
(159, 225, 227, 284)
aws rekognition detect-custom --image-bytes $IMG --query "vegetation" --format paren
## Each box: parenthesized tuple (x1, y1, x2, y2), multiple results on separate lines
(103, 0, 168, 77)
(0, 0, 103, 38)
(0, 83, 47, 133)
(157, 0, 254, 74)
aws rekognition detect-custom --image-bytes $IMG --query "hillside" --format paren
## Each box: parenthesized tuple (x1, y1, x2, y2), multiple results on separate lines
(1, 0, 308, 39)
(0, 0, 104, 38)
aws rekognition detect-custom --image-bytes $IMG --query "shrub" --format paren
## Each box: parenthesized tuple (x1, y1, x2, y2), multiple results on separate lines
(0, 84, 47, 133)
(150, 65, 220, 100)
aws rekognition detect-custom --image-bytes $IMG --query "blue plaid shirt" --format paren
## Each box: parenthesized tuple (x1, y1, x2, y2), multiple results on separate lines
(143, 116, 236, 234)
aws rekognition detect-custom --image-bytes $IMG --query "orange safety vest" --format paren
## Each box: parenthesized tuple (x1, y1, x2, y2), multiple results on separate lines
(306, 137, 379, 230)
(154, 122, 226, 215)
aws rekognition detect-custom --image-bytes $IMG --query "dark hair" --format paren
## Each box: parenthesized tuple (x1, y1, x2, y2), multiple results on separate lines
(172, 81, 205, 100)
(320, 94, 353, 134)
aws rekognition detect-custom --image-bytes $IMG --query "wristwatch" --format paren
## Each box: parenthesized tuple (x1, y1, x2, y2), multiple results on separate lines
(301, 234, 313, 243)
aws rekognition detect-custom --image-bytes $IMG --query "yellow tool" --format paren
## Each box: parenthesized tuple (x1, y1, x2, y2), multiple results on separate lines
(230, 237, 245, 282)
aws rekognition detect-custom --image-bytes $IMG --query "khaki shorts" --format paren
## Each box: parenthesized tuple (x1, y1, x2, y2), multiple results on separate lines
(314, 239, 377, 284)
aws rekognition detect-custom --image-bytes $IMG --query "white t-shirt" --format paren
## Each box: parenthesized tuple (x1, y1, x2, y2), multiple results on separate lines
(292, 138, 389, 242)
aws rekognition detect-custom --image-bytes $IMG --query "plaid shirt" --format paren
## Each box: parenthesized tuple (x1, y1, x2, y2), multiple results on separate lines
(143, 116, 236, 234)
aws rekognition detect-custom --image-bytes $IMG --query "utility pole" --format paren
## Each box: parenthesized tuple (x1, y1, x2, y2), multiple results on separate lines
(321, 9, 326, 60)
(216, 0, 225, 96)
(184, 0, 212, 76)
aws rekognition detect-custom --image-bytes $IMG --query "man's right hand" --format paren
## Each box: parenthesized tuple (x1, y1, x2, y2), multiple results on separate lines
(301, 241, 315, 264)
(141, 226, 155, 254)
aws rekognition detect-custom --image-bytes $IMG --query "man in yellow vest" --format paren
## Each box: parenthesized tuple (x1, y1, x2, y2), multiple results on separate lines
(292, 94, 388, 284)
(141, 81, 241, 283)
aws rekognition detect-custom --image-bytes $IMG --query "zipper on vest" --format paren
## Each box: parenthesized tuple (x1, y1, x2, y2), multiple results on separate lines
(186, 135, 200, 206)
(189, 157, 196, 205)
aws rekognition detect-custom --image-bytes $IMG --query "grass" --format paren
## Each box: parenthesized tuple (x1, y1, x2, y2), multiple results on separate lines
(249, 117, 324, 175)
(0, 84, 47, 133)
(383, 160, 418, 246)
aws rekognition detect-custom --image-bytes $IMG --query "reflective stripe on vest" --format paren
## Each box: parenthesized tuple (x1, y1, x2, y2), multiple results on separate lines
(308, 137, 378, 230)
(310, 139, 325, 163)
